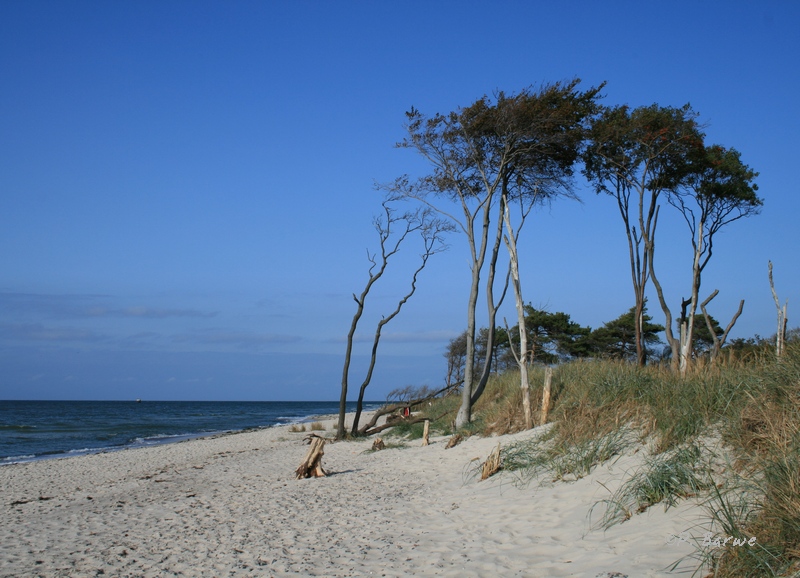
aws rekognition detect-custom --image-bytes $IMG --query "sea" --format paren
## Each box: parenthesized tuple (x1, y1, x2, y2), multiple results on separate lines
(0, 400, 380, 465)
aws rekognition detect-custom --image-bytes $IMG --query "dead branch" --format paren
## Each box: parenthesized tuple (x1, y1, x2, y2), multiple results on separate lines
(700, 289, 744, 361)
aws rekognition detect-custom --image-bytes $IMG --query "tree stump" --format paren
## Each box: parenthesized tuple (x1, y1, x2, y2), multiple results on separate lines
(480, 443, 501, 480)
(422, 420, 430, 446)
(372, 438, 385, 451)
(295, 435, 327, 479)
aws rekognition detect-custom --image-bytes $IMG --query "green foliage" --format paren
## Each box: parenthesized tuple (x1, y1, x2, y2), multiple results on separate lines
(519, 304, 592, 362)
(583, 102, 704, 194)
(587, 303, 665, 361)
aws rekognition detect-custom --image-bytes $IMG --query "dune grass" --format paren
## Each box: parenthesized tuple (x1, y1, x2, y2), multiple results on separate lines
(386, 343, 799, 576)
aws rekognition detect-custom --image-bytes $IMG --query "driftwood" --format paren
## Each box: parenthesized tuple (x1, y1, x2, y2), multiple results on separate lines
(295, 434, 327, 479)
(445, 434, 463, 449)
(480, 443, 502, 480)
(422, 420, 430, 446)
(371, 438, 385, 451)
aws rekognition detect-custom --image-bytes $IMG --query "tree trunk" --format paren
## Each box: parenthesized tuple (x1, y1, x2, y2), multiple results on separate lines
(769, 261, 788, 358)
(455, 194, 494, 429)
(338, 300, 364, 439)
(470, 195, 508, 408)
(502, 196, 532, 429)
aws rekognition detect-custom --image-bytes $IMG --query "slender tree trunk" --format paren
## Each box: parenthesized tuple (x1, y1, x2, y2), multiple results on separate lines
(678, 220, 705, 376)
(456, 194, 495, 429)
(650, 252, 679, 370)
(502, 195, 532, 429)
(456, 253, 482, 428)
(351, 248, 433, 435)
(338, 300, 364, 439)
(470, 195, 508, 407)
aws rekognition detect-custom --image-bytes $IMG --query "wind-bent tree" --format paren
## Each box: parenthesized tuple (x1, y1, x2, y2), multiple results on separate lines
(337, 200, 450, 439)
(653, 144, 761, 374)
(583, 104, 702, 366)
(396, 80, 603, 427)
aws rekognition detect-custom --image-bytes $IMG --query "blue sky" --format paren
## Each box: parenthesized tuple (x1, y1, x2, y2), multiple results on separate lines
(1, 1, 798, 401)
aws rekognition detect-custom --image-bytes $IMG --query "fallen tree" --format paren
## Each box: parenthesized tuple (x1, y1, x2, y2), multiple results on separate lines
(355, 382, 459, 437)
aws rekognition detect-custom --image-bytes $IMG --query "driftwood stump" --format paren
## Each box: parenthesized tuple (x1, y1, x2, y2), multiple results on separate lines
(422, 420, 430, 446)
(480, 443, 501, 480)
(295, 435, 327, 479)
(445, 433, 462, 449)
(372, 438, 385, 451)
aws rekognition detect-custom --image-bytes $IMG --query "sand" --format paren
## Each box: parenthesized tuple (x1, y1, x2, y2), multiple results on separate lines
(0, 414, 712, 577)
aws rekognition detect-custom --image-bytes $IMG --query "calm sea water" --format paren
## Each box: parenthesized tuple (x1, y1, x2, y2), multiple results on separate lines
(0, 400, 377, 464)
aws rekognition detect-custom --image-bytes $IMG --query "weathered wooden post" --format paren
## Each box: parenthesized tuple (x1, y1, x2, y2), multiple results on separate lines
(422, 420, 430, 446)
(541, 366, 553, 425)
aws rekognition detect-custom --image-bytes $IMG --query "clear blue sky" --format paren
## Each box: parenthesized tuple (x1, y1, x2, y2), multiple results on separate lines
(1, 1, 798, 401)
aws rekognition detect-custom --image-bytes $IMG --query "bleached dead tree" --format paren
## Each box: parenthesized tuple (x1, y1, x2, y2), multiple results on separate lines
(336, 199, 450, 439)
(769, 260, 788, 358)
(699, 289, 745, 361)
(501, 189, 537, 429)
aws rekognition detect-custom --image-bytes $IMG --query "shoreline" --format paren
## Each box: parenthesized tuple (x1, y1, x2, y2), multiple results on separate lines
(0, 402, 375, 466)
(0, 412, 708, 577)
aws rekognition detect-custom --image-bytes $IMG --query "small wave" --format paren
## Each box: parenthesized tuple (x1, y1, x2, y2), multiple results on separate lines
(1, 454, 36, 465)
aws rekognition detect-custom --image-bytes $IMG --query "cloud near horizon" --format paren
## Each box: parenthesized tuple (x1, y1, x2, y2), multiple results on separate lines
(0, 322, 108, 343)
(171, 329, 303, 350)
(0, 292, 216, 320)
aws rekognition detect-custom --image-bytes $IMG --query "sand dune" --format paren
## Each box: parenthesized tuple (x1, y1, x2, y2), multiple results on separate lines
(0, 415, 711, 577)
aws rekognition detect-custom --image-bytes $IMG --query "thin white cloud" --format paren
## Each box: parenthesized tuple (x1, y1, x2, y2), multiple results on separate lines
(0, 292, 216, 319)
(0, 323, 107, 343)
(333, 330, 459, 344)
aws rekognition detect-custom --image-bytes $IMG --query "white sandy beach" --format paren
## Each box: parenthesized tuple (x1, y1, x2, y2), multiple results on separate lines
(0, 413, 712, 577)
